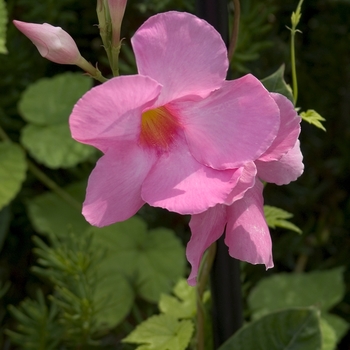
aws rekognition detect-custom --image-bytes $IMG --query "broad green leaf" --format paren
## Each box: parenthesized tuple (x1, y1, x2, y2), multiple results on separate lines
(261, 65, 294, 102)
(0, 0, 7, 54)
(90, 217, 186, 302)
(218, 308, 322, 350)
(21, 124, 94, 169)
(248, 268, 345, 319)
(264, 205, 302, 234)
(322, 313, 349, 342)
(300, 109, 326, 131)
(27, 182, 89, 236)
(320, 318, 337, 350)
(94, 271, 135, 329)
(159, 279, 196, 319)
(19, 73, 95, 168)
(0, 142, 27, 210)
(123, 314, 194, 350)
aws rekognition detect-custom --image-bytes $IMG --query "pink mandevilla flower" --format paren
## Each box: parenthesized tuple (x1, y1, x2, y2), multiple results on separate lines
(186, 93, 304, 285)
(13, 20, 82, 65)
(69, 11, 282, 227)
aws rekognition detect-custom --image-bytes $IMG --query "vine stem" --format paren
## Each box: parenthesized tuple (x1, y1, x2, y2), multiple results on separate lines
(290, 0, 304, 106)
(0, 125, 81, 211)
(228, 0, 241, 62)
(196, 242, 217, 350)
(26, 161, 82, 211)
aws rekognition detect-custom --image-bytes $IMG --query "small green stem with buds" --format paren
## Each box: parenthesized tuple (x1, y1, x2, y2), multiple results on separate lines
(76, 56, 108, 83)
(289, 0, 304, 106)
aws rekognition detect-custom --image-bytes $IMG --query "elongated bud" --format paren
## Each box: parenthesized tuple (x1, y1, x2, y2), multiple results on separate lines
(13, 20, 82, 65)
(107, 0, 127, 46)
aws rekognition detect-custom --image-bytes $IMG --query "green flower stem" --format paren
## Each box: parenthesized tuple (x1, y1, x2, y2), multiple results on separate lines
(76, 56, 108, 83)
(228, 0, 241, 62)
(27, 161, 82, 211)
(290, 0, 304, 106)
(196, 242, 217, 350)
(0, 125, 81, 211)
(110, 44, 121, 77)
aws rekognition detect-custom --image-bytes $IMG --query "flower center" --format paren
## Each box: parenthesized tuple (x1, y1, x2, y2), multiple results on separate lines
(140, 106, 181, 151)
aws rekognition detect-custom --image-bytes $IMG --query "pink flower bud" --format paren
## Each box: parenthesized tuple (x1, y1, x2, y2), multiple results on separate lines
(107, 0, 127, 45)
(13, 20, 82, 65)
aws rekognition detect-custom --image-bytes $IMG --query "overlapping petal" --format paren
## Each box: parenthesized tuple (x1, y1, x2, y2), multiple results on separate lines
(187, 205, 227, 286)
(132, 11, 228, 106)
(83, 142, 157, 226)
(256, 140, 304, 185)
(141, 133, 241, 215)
(224, 162, 256, 205)
(225, 181, 273, 268)
(70, 75, 162, 152)
(258, 93, 301, 162)
(177, 75, 280, 169)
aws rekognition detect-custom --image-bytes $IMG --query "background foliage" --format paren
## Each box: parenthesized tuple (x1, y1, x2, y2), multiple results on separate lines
(0, 0, 350, 349)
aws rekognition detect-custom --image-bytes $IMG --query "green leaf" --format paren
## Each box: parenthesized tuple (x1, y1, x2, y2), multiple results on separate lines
(159, 279, 196, 319)
(320, 318, 337, 350)
(123, 314, 194, 350)
(248, 268, 345, 320)
(261, 65, 294, 102)
(0, 0, 8, 54)
(90, 216, 186, 302)
(0, 142, 27, 210)
(264, 205, 302, 234)
(300, 109, 326, 131)
(322, 313, 349, 342)
(93, 271, 135, 329)
(218, 308, 322, 350)
(21, 124, 95, 169)
(19, 73, 95, 168)
(27, 182, 89, 236)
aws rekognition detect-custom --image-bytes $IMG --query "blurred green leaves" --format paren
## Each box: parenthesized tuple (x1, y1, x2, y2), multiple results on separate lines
(0, 0, 7, 54)
(248, 268, 349, 346)
(123, 314, 194, 350)
(0, 142, 27, 210)
(26, 181, 186, 331)
(19, 73, 96, 168)
(218, 308, 322, 350)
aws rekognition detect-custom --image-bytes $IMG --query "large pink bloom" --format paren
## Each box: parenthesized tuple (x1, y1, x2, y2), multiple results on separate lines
(186, 93, 304, 285)
(69, 11, 281, 227)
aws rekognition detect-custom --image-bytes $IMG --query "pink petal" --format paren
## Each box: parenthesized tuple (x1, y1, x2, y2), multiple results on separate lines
(259, 93, 301, 162)
(131, 11, 228, 106)
(186, 205, 227, 286)
(225, 181, 273, 268)
(83, 142, 157, 227)
(256, 140, 304, 185)
(70, 75, 162, 152)
(174, 75, 280, 169)
(141, 133, 240, 215)
(224, 162, 257, 205)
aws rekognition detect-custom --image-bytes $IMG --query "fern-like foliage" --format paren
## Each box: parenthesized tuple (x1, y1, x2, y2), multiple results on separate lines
(6, 290, 62, 350)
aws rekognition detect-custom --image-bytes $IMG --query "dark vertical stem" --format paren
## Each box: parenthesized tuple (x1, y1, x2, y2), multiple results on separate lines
(210, 237, 243, 347)
(195, 0, 243, 347)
